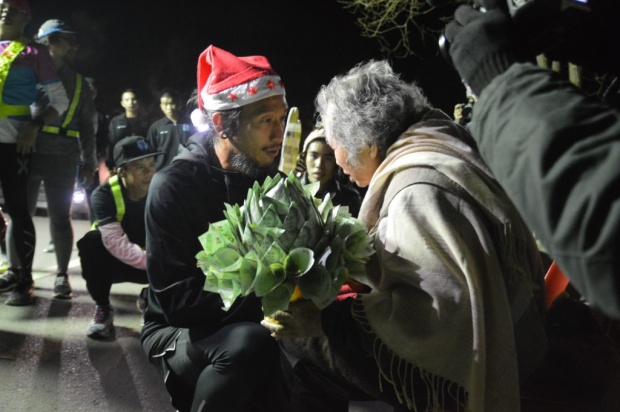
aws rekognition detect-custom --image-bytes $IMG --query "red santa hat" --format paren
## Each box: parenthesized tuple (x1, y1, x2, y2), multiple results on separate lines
(7, 0, 31, 15)
(197, 45, 285, 112)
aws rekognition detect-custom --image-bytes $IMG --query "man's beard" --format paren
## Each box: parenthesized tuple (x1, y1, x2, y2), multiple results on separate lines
(229, 150, 273, 179)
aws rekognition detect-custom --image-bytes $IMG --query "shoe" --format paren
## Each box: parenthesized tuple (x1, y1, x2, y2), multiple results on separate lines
(136, 287, 148, 313)
(6, 278, 35, 306)
(86, 305, 114, 339)
(0, 270, 17, 293)
(53, 274, 72, 299)
(43, 241, 55, 253)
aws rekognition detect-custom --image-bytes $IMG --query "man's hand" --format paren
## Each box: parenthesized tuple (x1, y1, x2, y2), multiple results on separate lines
(261, 300, 325, 339)
(16, 124, 39, 154)
(79, 166, 97, 188)
(444, 4, 516, 96)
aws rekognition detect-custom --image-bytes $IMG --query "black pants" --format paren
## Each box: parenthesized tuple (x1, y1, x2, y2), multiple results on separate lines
(157, 324, 288, 412)
(0, 144, 35, 277)
(77, 230, 147, 306)
(279, 337, 461, 412)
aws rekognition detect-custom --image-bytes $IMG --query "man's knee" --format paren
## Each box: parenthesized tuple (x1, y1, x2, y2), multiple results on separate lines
(77, 230, 105, 280)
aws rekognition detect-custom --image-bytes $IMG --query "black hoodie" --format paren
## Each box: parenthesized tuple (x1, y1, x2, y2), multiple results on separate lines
(141, 130, 279, 354)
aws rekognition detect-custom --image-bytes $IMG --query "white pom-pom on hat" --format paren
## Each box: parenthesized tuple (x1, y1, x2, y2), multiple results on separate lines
(191, 109, 210, 132)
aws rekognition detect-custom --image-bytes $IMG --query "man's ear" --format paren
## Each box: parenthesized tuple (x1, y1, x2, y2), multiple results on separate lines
(211, 112, 229, 139)
(211, 112, 223, 133)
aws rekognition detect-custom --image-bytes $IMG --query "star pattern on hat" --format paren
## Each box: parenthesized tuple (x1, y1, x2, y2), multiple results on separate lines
(267, 80, 274, 89)
(248, 86, 257, 96)
(229, 92, 238, 102)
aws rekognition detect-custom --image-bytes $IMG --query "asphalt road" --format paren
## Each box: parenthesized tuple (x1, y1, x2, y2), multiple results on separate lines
(0, 216, 391, 412)
(0, 216, 174, 411)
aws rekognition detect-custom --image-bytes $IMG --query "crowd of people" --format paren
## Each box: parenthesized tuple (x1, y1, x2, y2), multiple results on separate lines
(2, 0, 620, 410)
(0, 1, 196, 319)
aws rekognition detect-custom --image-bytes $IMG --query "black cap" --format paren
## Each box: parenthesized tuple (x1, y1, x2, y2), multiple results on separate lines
(113, 136, 163, 168)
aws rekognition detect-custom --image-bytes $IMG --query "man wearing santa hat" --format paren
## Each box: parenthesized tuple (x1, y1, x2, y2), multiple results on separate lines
(141, 45, 288, 412)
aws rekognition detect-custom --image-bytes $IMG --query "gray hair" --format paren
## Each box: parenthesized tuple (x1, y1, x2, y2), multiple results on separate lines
(315, 60, 432, 167)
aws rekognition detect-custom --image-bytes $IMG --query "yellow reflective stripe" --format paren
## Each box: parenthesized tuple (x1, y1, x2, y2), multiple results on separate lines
(109, 175, 125, 223)
(0, 105, 30, 117)
(41, 125, 80, 138)
(41, 73, 83, 134)
(0, 38, 30, 118)
(61, 73, 82, 127)
(90, 175, 126, 229)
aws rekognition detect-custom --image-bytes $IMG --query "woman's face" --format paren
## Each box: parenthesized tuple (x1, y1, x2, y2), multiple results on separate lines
(304, 140, 336, 187)
(332, 143, 381, 188)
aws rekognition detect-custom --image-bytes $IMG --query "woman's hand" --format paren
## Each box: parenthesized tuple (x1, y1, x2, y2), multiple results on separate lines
(261, 300, 325, 339)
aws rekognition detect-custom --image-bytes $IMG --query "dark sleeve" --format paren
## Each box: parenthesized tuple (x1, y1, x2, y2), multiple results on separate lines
(77, 78, 97, 171)
(146, 122, 157, 146)
(145, 170, 246, 329)
(471, 63, 620, 318)
(90, 183, 117, 226)
(321, 298, 374, 358)
(106, 117, 117, 169)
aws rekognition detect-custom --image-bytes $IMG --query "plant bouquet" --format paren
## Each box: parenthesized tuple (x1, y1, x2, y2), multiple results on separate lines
(196, 172, 373, 317)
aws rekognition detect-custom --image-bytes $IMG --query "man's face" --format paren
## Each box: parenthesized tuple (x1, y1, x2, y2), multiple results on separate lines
(160, 96, 177, 120)
(229, 95, 287, 172)
(0, 1, 29, 32)
(121, 92, 138, 113)
(121, 156, 156, 198)
(49, 33, 78, 65)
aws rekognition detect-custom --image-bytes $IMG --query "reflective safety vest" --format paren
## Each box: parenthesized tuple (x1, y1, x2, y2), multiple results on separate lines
(0, 38, 31, 118)
(91, 175, 126, 230)
(41, 73, 83, 138)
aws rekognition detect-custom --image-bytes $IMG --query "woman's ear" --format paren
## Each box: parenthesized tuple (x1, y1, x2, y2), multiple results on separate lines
(369, 144, 379, 160)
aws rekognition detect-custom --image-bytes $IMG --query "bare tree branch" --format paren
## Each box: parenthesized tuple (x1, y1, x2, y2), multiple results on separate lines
(338, 0, 466, 58)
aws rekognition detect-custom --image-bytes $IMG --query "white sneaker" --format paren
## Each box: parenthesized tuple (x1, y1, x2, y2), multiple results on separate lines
(86, 305, 114, 339)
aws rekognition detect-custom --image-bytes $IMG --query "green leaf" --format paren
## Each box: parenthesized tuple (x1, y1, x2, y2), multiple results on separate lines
(261, 282, 294, 316)
(297, 265, 339, 309)
(303, 181, 321, 198)
(262, 241, 287, 265)
(284, 247, 315, 276)
(208, 247, 243, 272)
(198, 221, 234, 255)
(239, 255, 258, 293)
(254, 262, 287, 297)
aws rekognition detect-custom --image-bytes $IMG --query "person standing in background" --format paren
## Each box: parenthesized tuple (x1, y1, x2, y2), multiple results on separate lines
(0, 0, 69, 306)
(6, 19, 96, 301)
(106, 88, 149, 172)
(146, 89, 195, 170)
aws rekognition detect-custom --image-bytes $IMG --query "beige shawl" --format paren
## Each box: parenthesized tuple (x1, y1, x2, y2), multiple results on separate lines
(354, 112, 546, 411)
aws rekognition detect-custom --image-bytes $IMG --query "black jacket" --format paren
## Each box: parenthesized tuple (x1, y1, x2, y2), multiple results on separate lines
(141, 131, 279, 347)
(471, 62, 620, 318)
(106, 113, 150, 169)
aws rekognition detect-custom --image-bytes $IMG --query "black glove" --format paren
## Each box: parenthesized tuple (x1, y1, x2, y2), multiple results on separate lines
(444, 5, 516, 96)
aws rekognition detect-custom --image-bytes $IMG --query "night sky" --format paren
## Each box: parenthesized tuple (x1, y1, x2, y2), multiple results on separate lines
(28, 0, 465, 132)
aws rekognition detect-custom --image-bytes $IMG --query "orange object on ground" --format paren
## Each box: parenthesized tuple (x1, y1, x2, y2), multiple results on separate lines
(545, 261, 571, 308)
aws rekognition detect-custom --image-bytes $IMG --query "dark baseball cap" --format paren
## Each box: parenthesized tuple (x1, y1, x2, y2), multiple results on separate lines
(113, 136, 163, 168)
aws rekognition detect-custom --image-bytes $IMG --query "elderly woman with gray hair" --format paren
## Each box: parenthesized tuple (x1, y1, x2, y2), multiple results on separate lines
(262, 60, 548, 411)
